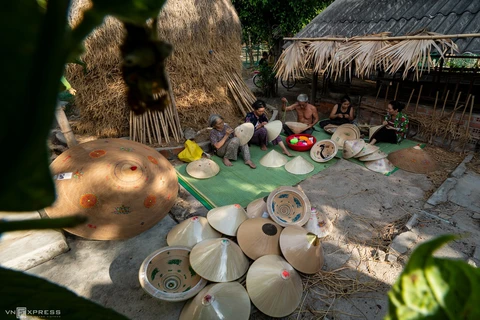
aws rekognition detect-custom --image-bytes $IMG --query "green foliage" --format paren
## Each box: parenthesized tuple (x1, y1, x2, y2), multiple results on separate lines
(257, 63, 277, 96)
(386, 235, 480, 320)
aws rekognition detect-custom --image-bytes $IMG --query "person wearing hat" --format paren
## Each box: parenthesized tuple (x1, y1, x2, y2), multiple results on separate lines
(209, 114, 257, 168)
(281, 94, 319, 136)
(318, 96, 355, 130)
(245, 100, 293, 156)
(370, 100, 409, 145)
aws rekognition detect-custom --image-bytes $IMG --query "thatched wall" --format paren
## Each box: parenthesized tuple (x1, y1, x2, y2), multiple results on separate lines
(67, 0, 243, 138)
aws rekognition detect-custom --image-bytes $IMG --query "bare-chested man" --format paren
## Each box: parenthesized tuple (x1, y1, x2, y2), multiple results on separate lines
(281, 94, 319, 136)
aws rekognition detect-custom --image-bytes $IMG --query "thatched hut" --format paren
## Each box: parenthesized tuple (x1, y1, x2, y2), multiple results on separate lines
(67, 0, 251, 140)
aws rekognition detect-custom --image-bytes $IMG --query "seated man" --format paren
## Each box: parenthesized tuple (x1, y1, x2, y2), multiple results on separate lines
(281, 94, 319, 136)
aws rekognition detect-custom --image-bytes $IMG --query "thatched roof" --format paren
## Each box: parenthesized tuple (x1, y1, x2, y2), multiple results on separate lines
(67, 0, 245, 138)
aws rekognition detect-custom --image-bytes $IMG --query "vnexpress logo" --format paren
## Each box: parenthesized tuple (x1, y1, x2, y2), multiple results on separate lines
(4, 307, 61, 319)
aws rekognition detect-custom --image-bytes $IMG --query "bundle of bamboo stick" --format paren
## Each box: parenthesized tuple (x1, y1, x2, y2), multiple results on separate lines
(225, 72, 255, 116)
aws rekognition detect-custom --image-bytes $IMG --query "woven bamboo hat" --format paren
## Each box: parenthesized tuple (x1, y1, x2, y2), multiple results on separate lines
(260, 149, 288, 168)
(285, 121, 309, 134)
(167, 216, 221, 248)
(343, 139, 365, 159)
(310, 139, 337, 162)
(186, 158, 220, 179)
(207, 204, 247, 236)
(285, 156, 314, 175)
(358, 150, 388, 161)
(369, 124, 385, 141)
(331, 124, 360, 150)
(353, 144, 379, 158)
(246, 255, 303, 318)
(246, 196, 269, 219)
(267, 186, 311, 227)
(323, 124, 338, 134)
(234, 122, 254, 146)
(387, 146, 437, 174)
(139, 246, 207, 302)
(304, 208, 333, 238)
(237, 218, 283, 260)
(264, 120, 283, 141)
(279, 226, 325, 274)
(364, 158, 396, 174)
(343, 123, 361, 137)
(190, 238, 249, 282)
(45, 138, 178, 240)
(179, 282, 251, 320)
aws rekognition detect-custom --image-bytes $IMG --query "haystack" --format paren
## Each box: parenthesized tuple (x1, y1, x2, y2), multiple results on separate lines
(67, 0, 251, 141)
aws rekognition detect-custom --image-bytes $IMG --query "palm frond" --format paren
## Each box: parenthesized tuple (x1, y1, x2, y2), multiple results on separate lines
(275, 41, 308, 81)
(305, 38, 341, 75)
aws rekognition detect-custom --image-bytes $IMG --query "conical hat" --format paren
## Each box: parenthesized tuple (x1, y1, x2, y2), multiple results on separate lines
(264, 120, 283, 142)
(285, 156, 314, 175)
(358, 150, 388, 161)
(237, 218, 283, 260)
(303, 208, 333, 238)
(45, 138, 178, 240)
(331, 124, 360, 150)
(342, 123, 361, 137)
(179, 282, 251, 320)
(310, 139, 337, 162)
(279, 226, 324, 274)
(323, 124, 338, 134)
(267, 186, 311, 227)
(343, 139, 365, 159)
(139, 246, 207, 302)
(387, 146, 437, 174)
(246, 255, 303, 318)
(190, 238, 249, 282)
(186, 158, 220, 179)
(167, 216, 221, 247)
(260, 150, 288, 167)
(353, 144, 379, 158)
(285, 121, 309, 134)
(369, 124, 385, 140)
(207, 204, 247, 236)
(235, 122, 254, 146)
(246, 196, 269, 219)
(364, 158, 396, 174)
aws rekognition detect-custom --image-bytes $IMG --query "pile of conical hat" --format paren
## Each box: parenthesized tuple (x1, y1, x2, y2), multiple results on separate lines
(344, 139, 395, 174)
(331, 123, 361, 150)
(387, 145, 436, 174)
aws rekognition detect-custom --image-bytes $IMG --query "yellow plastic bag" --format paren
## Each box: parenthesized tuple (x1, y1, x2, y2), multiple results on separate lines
(178, 139, 204, 162)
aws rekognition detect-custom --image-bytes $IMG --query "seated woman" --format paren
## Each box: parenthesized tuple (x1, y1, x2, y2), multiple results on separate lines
(369, 100, 409, 145)
(245, 100, 293, 156)
(319, 96, 355, 130)
(209, 114, 256, 168)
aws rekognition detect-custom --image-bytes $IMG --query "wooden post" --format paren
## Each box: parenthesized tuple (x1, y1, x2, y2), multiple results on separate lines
(393, 82, 400, 100)
(55, 103, 78, 147)
(311, 71, 318, 105)
(462, 96, 474, 153)
(384, 82, 390, 108)
(440, 90, 450, 119)
(414, 85, 423, 116)
(373, 84, 382, 108)
(405, 89, 415, 112)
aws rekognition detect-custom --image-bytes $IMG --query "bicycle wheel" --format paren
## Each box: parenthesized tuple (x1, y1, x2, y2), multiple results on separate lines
(253, 74, 262, 88)
(281, 76, 296, 89)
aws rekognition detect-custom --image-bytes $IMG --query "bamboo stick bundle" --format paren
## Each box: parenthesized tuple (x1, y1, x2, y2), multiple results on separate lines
(157, 111, 170, 144)
(152, 110, 162, 144)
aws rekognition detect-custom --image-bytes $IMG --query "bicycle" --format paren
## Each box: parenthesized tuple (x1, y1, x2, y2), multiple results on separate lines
(252, 71, 296, 90)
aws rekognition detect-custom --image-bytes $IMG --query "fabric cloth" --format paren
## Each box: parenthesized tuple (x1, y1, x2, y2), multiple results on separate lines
(319, 105, 353, 128)
(283, 123, 313, 136)
(209, 124, 251, 161)
(384, 111, 409, 143)
(245, 111, 282, 146)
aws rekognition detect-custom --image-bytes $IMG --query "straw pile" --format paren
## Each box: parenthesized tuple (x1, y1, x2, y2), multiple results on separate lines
(67, 0, 245, 140)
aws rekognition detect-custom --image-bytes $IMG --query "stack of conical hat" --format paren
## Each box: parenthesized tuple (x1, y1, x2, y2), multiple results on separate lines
(246, 196, 269, 219)
(260, 150, 288, 168)
(343, 139, 365, 159)
(179, 282, 251, 320)
(285, 156, 314, 175)
(237, 218, 283, 260)
(246, 255, 303, 318)
(331, 124, 360, 150)
(349, 141, 395, 174)
(264, 120, 283, 141)
(285, 121, 309, 134)
(186, 158, 220, 179)
(387, 145, 437, 174)
(234, 122, 254, 146)
(279, 226, 324, 274)
(207, 204, 247, 236)
(353, 144, 379, 158)
(190, 238, 249, 282)
(358, 150, 388, 161)
(364, 158, 396, 174)
(303, 208, 333, 238)
(166, 216, 221, 247)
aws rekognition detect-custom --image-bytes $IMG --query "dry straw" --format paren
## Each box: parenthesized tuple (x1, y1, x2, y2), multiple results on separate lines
(274, 41, 308, 82)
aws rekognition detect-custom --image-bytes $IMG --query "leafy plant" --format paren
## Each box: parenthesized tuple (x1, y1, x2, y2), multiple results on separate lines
(257, 63, 277, 96)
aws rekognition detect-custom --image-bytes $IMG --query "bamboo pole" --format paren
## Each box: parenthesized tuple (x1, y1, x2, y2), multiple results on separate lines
(384, 83, 390, 108)
(446, 94, 467, 146)
(373, 84, 382, 108)
(428, 91, 439, 143)
(166, 76, 183, 140)
(228, 84, 247, 116)
(414, 85, 423, 116)
(132, 111, 136, 142)
(157, 112, 170, 144)
(284, 33, 480, 42)
(394, 82, 400, 100)
(129, 110, 133, 140)
(145, 112, 153, 145)
(152, 110, 162, 144)
(147, 110, 157, 144)
(462, 96, 474, 153)
(55, 104, 78, 147)
(440, 90, 450, 119)
(404, 89, 415, 112)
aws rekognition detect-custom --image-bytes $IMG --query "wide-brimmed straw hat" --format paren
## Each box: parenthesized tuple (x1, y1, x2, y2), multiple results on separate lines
(246, 255, 303, 318)
(353, 144, 379, 158)
(179, 282, 251, 320)
(45, 138, 178, 240)
(267, 186, 311, 227)
(237, 218, 283, 260)
(190, 238, 249, 282)
(285, 156, 314, 175)
(358, 150, 388, 161)
(186, 158, 220, 179)
(343, 139, 365, 159)
(246, 196, 269, 219)
(364, 158, 396, 174)
(369, 124, 385, 141)
(207, 204, 247, 236)
(279, 226, 325, 274)
(167, 216, 221, 248)
(387, 146, 436, 174)
(234, 122, 254, 146)
(260, 149, 288, 167)
(303, 209, 333, 238)
(139, 246, 207, 302)
(285, 121, 309, 134)
(264, 120, 283, 141)
(310, 139, 337, 162)
(331, 124, 360, 150)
